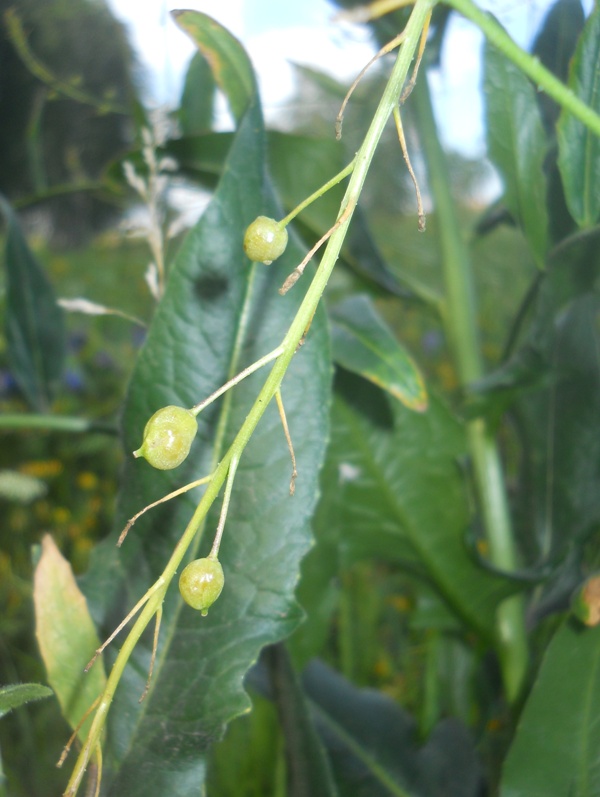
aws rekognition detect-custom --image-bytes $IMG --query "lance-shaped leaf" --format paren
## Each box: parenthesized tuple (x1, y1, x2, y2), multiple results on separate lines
(315, 374, 513, 637)
(558, 7, 600, 228)
(500, 621, 600, 797)
(484, 43, 549, 266)
(80, 101, 330, 795)
(0, 195, 65, 410)
(0, 684, 53, 719)
(172, 10, 256, 124)
(179, 51, 216, 135)
(33, 535, 106, 741)
(330, 294, 427, 412)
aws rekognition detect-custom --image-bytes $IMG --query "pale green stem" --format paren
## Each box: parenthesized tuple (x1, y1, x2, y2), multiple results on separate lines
(209, 454, 239, 559)
(413, 75, 528, 703)
(445, 0, 600, 138)
(190, 345, 284, 416)
(0, 414, 116, 434)
(64, 2, 435, 792)
(278, 158, 356, 228)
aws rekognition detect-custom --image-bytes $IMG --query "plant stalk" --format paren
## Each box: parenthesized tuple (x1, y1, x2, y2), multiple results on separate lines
(0, 414, 117, 434)
(412, 74, 528, 703)
(445, 0, 600, 138)
(64, 2, 436, 792)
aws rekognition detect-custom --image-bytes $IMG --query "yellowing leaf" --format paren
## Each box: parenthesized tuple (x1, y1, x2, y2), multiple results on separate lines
(34, 534, 106, 742)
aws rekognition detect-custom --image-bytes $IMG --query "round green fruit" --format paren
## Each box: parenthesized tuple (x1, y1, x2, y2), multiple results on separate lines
(133, 405, 198, 470)
(243, 216, 288, 264)
(179, 557, 224, 615)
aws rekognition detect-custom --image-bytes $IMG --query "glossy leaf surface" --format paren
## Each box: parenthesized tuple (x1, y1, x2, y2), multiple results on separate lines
(558, 7, 600, 228)
(179, 51, 216, 135)
(484, 44, 549, 266)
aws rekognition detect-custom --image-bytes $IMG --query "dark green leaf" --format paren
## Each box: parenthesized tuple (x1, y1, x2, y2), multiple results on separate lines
(303, 660, 483, 797)
(163, 132, 232, 191)
(172, 10, 256, 124)
(0, 684, 53, 720)
(0, 194, 65, 410)
(265, 645, 338, 797)
(330, 295, 427, 412)
(500, 621, 600, 797)
(532, 0, 585, 132)
(81, 99, 330, 797)
(318, 373, 513, 636)
(476, 233, 600, 613)
(179, 51, 216, 134)
(531, 0, 585, 243)
(557, 7, 600, 228)
(484, 43, 549, 266)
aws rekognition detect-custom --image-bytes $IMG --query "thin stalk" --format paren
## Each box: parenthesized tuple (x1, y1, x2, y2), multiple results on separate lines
(413, 75, 528, 703)
(191, 345, 284, 415)
(445, 0, 600, 139)
(210, 454, 239, 558)
(64, 3, 435, 791)
(0, 414, 117, 435)
(279, 158, 356, 228)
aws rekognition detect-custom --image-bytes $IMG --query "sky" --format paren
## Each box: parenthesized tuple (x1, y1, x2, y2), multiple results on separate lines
(106, 0, 594, 157)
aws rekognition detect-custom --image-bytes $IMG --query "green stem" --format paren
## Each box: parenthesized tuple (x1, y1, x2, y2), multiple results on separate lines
(190, 345, 284, 416)
(279, 158, 356, 228)
(0, 414, 117, 435)
(64, 2, 435, 791)
(210, 454, 239, 558)
(413, 75, 528, 703)
(445, 0, 600, 138)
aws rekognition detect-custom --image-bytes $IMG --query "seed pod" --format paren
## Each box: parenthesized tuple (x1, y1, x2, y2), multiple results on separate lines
(133, 405, 198, 470)
(243, 216, 288, 264)
(179, 557, 225, 615)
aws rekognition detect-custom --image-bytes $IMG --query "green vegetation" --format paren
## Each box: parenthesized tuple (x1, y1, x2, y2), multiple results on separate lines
(2, 1, 600, 796)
